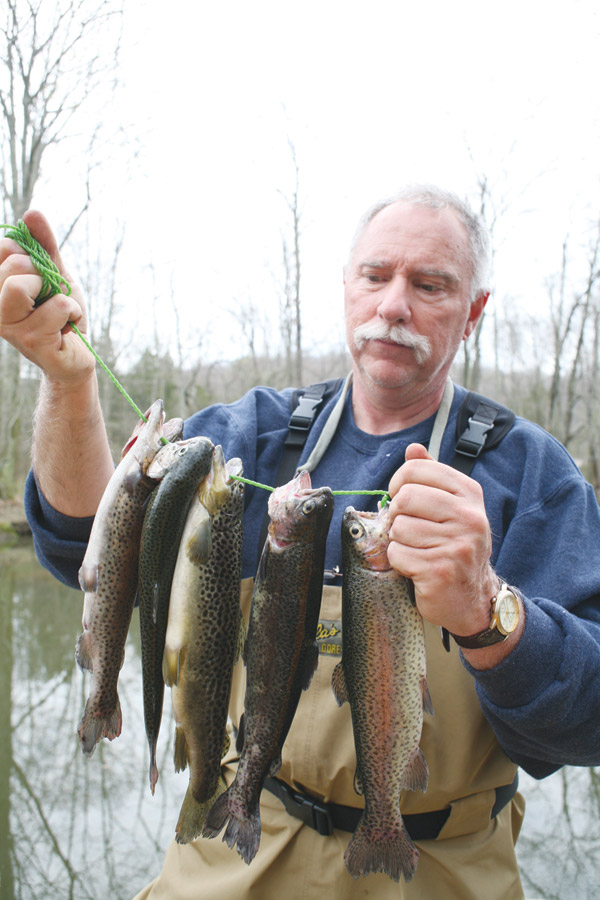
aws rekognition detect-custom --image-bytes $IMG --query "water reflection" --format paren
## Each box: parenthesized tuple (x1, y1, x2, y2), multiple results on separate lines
(1, 541, 598, 899)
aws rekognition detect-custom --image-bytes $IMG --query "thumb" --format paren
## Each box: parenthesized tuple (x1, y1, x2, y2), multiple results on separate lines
(405, 442, 434, 462)
(22, 210, 69, 274)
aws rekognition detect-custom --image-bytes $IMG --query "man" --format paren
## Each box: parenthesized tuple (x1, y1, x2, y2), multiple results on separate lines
(1, 186, 599, 899)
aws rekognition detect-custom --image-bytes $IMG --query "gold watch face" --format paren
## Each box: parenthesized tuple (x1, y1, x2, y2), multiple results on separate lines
(495, 587, 520, 635)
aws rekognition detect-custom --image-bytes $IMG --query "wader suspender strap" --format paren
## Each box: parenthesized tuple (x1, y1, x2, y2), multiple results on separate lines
(450, 391, 515, 476)
(256, 378, 345, 558)
(261, 379, 518, 836)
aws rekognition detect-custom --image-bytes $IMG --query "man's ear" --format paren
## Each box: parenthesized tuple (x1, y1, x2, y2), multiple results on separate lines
(463, 292, 489, 339)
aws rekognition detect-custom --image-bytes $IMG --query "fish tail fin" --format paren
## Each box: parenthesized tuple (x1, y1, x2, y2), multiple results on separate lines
(202, 784, 261, 865)
(77, 694, 122, 756)
(344, 813, 419, 884)
(175, 779, 225, 845)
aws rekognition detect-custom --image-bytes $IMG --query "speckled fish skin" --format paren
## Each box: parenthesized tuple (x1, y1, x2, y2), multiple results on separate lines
(75, 400, 184, 756)
(138, 435, 215, 795)
(331, 504, 432, 884)
(202, 471, 334, 864)
(162, 448, 245, 844)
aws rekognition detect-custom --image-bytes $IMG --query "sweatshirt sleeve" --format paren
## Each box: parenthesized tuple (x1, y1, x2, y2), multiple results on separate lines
(462, 458, 600, 778)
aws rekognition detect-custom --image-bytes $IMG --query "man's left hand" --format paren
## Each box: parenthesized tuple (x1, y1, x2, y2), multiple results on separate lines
(387, 442, 500, 636)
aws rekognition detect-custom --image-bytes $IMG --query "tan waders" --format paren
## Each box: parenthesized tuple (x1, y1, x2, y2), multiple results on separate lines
(133, 581, 525, 900)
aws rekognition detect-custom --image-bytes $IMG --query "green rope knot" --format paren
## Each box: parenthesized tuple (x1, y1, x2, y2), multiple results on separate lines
(0, 220, 71, 304)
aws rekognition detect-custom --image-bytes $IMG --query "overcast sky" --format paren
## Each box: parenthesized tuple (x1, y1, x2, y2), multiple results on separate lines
(35, 0, 600, 366)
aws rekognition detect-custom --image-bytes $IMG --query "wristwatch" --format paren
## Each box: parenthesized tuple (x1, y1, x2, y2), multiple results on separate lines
(450, 583, 521, 649)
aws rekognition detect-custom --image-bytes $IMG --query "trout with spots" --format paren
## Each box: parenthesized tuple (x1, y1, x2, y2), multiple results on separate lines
(202, 471, 334, 864)
(331, 503, 433, 884)
(137, 434, 215, 795)
(75, 400, 183, 755)
(163, 447, 245, 844)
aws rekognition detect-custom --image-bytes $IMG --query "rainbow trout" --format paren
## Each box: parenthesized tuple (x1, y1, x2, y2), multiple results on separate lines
(332, 504, 433, 883)
(163, 448, 245, 844)
(138, 435, 215, 794)
(75, 400, 183, 755)
(202, 471, 333, 864)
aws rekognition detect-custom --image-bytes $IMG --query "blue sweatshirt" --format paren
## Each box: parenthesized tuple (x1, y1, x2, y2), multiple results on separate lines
(25, 381, 600, 778)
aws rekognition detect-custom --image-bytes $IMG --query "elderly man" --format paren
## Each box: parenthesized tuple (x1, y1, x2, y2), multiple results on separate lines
(1, 186, 599, 900)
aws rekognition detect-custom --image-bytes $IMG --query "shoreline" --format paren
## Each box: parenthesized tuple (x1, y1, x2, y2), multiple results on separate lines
(0, 498, 31, 538)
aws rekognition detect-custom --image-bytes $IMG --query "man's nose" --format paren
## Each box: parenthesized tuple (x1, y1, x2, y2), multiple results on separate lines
(377, 277, 412, 324)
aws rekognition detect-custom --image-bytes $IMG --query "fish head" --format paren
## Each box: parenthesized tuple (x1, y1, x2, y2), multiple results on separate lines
(146, 435, 214, 481)
(342, 505, 393, 572)
(120, 400, 164, 458)
(268, 474, 333, 550)
(197, 445, 238, 516)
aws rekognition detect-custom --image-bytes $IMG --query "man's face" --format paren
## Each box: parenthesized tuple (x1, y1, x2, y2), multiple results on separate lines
(344, 201, 486, 398)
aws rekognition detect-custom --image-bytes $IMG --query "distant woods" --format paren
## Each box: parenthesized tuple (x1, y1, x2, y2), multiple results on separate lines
(2, 1, 600, 499)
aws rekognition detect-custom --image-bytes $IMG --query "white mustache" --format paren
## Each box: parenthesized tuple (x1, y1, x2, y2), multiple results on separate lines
(353, 322, 432, 364)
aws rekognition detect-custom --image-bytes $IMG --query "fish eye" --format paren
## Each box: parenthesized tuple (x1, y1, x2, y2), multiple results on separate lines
(349, 522, 363, 539)
(302, 498, 316, 515)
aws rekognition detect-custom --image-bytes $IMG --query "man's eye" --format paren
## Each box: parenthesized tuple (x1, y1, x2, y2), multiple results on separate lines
(365, 273, 385, 283)
(418, 283, 439, 293)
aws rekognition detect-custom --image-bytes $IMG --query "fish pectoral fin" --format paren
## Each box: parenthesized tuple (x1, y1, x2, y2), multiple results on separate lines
(421, 676, 434, 716)
(331, 661, 349, 706)
(123, 461, 143, 495)
(174, 726, 189, 773)
(78, 563, 99, 594)
(301, 641, 319, 691)
(163, 646, 182, 687)
(401, 747, 429, 794)
(186, 512, 212, 565)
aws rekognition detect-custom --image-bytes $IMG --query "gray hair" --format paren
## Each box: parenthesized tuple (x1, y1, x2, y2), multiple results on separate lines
(346, 184, 491, 301)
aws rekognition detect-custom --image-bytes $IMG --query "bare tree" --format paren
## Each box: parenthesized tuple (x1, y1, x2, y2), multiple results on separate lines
(0, 0, 124, 497)
(278, 140, 303, 385)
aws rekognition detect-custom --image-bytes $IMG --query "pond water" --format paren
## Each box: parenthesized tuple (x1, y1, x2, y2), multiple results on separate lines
(1, 540, 598, 900)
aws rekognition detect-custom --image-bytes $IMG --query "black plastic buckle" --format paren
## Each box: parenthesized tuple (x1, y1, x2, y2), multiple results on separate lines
(455, 416, 494, 458)
(288, 395, 323, 432)
(278, 781, 334, 836)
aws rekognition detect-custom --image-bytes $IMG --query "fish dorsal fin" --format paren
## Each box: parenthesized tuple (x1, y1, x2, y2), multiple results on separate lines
(401, 747, 429, 793)
(331, 661, 349, 707)
(221, 731, 231, 759)
(301, 641, 319, 691)
(353, 769, 364, 797)
(268, 752, 282, 777)
(234, 615, 246, 664)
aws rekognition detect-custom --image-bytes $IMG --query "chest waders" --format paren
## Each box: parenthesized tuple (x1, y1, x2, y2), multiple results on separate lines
(134, 378, 527, 900)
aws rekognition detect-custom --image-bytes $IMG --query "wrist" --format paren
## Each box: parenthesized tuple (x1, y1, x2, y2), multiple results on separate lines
(449, 570, 502, 638)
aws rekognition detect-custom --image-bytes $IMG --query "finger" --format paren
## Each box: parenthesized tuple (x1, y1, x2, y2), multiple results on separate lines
(0, 237, 31, 266)
(404, 442, 434, 462)
(22, 210, 73, 282)
(0, 273, 43, 325)
(388, 482, 458, 524)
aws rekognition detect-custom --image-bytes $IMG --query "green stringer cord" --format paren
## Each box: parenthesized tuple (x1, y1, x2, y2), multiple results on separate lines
(4, 219, 389, 497)
(1, 220, 71, 303)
